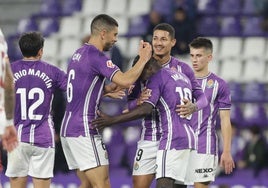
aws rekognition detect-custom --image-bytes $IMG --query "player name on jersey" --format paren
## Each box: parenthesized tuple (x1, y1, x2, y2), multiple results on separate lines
(13, 68, 52, 88)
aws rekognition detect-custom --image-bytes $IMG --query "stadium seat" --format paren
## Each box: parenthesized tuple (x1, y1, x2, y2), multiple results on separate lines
(219, 0, 242, 15)
(57, 37, 81, 69)
(128, 0, 152, 17)
(196, 16, 220, 36)
(115, 37, 128, 58)
(228, 81, 244, 103)
(243, 103, 268, 127)
(242, 81, 267, 102)
(127, 15, 149, 37)
(230, 104, 244, 127)
(196, 0, 218, 15)
(38, 0, 62, 17)
(242, 17, 265, 36)
(241, 37, 266, 60)
(17, 18, 38, 34)
(114, 16, 129, 36)
(218, 37, 243, 60)
(127, 36, 142, 59)
(220, 16, 242, 36)
(81, 15, 95, 36)
(62, 0, 82, 16)
(57, 16, 82, 38)
(105, 0, 128, 16)
(39, 18, 59, 37)
(242, 59, 266, 82)
(7, 35, 23, 62)
(209, 37, 220, 57)
(42, 37, 59, 66)
(208, 60, 220, 75)
(152, 0, 173, 17)
(242, 0, 258, 15)
(79, 0, 105, 16)
(220, 58, 242, 82)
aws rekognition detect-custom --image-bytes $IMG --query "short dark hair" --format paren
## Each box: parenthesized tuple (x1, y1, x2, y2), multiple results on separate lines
(144, 56, 161, 70)
(91, 14, 118, 35)
(132, 56, 160, 69)
(189, 37, 213, 53)
(19, 31, 44, 57)
(153, 23, 175, 39)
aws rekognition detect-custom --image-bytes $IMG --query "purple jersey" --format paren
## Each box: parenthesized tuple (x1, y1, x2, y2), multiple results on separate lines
(11, 60, 66, 148)
(60, 44, 120, 137)
(128, 56, 203, 141)
(145, 68, 195, 150)
(191, 72, 231, 155)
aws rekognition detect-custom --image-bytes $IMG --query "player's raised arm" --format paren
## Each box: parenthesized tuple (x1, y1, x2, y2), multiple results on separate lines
(111, 40, 152, 88)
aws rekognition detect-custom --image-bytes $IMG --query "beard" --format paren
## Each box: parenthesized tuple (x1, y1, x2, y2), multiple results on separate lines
(103, 42, 113, 51)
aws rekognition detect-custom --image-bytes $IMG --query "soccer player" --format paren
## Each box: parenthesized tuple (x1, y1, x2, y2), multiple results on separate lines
(60, 14, 152, 188)
(93, 57, 196, 188)
(5, 32, 67, 188)
(185, 37, 235, 188)
(0, 28, 18, 187)
(127, 23, 208, 188)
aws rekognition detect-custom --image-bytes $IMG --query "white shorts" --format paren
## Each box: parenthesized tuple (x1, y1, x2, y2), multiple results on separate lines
(185, 150, 218, 183)
(61, 135, 109, 171)
(156, 149, 191, 183)
(5, 142, 55, 178)
(132, 140, 159, 176)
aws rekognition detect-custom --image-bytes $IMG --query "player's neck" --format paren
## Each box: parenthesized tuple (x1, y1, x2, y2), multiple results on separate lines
(88, 38, 103, 51)
(23, 56, 40, 61)
(153, 54, 171, 65)
(195, 69, 209, 78)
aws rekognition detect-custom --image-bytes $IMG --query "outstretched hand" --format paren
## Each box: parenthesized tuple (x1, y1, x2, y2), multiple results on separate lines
(2, 126, 18, 152)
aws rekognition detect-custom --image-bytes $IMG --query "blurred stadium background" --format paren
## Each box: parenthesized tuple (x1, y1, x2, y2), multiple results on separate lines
(0, 0, 268, 187)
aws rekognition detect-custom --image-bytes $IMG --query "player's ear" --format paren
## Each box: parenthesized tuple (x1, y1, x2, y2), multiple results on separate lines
(38, 48, 43, 58)
(171, 38, 176, 47)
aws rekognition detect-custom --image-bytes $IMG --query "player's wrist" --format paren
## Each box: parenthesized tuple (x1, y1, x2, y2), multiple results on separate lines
(6, 119, 14, 127)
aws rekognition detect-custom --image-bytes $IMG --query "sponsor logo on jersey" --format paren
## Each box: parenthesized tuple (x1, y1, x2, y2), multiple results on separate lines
(106, 60, 115, 68)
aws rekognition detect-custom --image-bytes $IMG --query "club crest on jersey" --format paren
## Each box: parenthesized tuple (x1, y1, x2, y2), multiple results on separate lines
(106, 60, 115, 68)
(206, 79, 214, 88)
